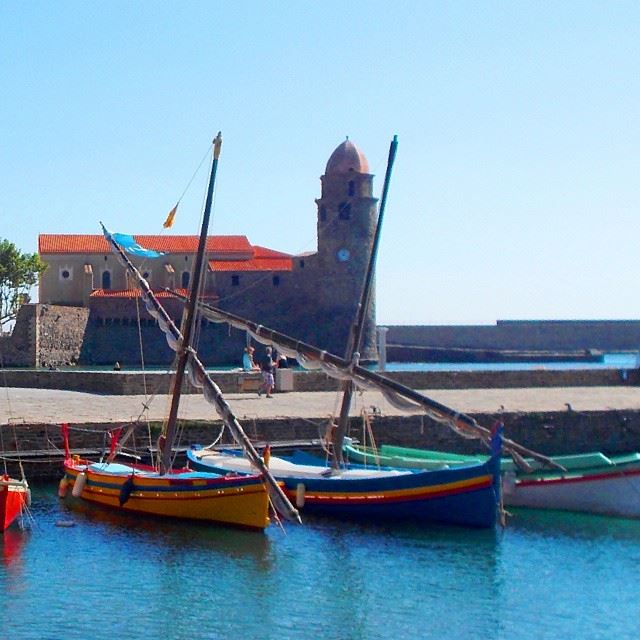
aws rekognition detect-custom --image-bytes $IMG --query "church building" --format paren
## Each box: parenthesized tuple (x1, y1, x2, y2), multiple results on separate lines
(37, 139, 379, 367)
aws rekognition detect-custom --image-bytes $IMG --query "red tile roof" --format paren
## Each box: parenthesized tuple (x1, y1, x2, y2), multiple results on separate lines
(39, 234, 253, 256)
(209, 247, 292, 272)
(210, 257, 292, 272)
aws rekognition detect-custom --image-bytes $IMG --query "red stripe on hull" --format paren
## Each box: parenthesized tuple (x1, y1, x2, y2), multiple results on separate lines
(517, 467, 640, 488)
(286, 478, 493, 506)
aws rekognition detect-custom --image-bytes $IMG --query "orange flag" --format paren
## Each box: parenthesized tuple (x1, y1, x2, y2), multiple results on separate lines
(163, 203, 178, 229)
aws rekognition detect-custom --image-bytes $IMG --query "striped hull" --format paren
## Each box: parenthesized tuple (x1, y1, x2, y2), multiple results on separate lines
(0, 479, 28, 531)
(188, 450, 501, 528)
(63, 460, 271, 530)
(504, 467, 640, 518)
(281, 469, 498, 527)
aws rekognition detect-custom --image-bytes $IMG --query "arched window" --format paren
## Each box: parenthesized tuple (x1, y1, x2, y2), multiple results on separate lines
(272, 275, 280, 287)
(231, 275, 240, 286)
(299, 259, 305, 269)
(182, 271, 190, 288)
(338, 202, 351, 220)
(102, 270, 111, 290)
(319, 205, 327, 221)
(348, 180, 355, 196)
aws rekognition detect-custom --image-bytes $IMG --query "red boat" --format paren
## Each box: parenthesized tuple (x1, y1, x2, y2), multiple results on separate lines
(0, 475, 29, 531)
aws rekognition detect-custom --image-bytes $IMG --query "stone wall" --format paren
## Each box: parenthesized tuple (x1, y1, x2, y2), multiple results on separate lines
(1, 367, 637, 395)
(1, 304, 91, 368)
(38, 304, 90, 368)
(0, 304, 37, 366)
(386, 320, 640, 353)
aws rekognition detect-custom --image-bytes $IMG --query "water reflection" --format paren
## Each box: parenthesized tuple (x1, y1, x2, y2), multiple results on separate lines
(506, 507, 640, 543)
(1, 528, 27, 571)
(7, 483, 640, 640)
(58, 493, 273, 566)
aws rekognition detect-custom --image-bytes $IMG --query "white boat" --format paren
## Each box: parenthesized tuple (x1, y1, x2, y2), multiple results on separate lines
(502, 456, 640, 518)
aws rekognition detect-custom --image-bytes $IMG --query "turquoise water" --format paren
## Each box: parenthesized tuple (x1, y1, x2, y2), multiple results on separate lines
(19, 351, 640, 374)
(384, 351, 640, 372)
(2, 484, 640, 640)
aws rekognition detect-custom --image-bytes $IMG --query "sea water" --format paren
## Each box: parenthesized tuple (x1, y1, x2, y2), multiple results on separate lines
(2, 484, 639, 640)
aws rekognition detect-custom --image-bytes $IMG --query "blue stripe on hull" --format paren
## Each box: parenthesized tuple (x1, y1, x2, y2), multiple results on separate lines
(285, 483, 499, 528)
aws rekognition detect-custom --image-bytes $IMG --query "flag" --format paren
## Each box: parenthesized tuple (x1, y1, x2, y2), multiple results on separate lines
(61, 423, 70, 458)
(101, 222, 165, 259)
(163, 204, 178, 229)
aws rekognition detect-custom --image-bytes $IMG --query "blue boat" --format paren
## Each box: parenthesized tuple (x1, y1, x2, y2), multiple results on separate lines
(187, 432, 503, 528)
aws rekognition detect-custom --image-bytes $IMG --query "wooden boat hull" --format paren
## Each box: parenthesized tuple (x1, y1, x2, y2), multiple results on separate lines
(503, 467, 640, 518)
(63, 459, 271, 530)
(345, 442, 640, 518)
(188, 449, 501, 528)
(1, 477, 29, 531)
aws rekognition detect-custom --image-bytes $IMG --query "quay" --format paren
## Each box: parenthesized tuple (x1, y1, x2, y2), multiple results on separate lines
(3, 371, 640, 479)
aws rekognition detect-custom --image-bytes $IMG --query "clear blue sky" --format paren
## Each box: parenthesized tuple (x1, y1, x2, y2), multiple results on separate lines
(1, 1, 638, 325)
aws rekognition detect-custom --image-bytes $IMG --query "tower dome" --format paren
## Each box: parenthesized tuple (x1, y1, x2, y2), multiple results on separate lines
(325, 138, 369, 175)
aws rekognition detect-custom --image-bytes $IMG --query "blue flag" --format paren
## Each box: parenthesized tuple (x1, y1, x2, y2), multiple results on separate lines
(101, 223, 165, 259)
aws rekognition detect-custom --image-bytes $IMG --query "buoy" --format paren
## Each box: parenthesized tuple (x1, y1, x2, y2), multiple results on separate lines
(72, 472, 87, 497)
(263, 444, 271, 468)
(58, 477, 69, 498)
(119, 475, 135, 506)
(295, 482, 306, 508)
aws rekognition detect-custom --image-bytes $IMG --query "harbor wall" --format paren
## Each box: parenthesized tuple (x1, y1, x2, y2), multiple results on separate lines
(0, 367, 638, 394)
(386, 320, 640, 354)
(7, 408, 640, 479)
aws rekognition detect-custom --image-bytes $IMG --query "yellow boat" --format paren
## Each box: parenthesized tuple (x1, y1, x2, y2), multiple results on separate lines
(62, 458, 270, 530)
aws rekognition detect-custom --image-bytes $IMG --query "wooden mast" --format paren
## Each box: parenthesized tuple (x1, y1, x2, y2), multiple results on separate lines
(332, 135, 398, 466)
(179, 298, 562, 470)
(159, 132, 222, 475)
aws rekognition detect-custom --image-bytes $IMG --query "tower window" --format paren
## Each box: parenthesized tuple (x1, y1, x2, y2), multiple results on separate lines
(348, 180, 355, 196)
(102, 270, 111, 290)
(273, 275, 280, 287)
(231, 275, 240, 286)
(182, 271, 190, 288)
(299, 259, 305, 269)
(319, 205, 327, 222)
(338, 202, 351, 220)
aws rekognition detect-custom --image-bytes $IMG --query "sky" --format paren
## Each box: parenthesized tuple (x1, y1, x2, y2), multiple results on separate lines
(1, 1, 639, 326)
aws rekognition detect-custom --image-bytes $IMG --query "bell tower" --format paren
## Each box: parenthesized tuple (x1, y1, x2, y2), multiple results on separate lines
(313, 138, 379, 359)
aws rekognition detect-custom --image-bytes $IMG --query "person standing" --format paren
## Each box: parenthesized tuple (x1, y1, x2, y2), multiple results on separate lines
(258, 347, 276, 398)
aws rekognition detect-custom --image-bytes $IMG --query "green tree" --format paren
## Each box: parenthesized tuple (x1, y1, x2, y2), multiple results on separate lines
(0, 239, 47, 331)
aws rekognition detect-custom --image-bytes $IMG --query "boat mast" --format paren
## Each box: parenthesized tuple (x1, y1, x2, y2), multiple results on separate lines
(183, 298, 561, 470)
(332, 135, 398, 466)
(159, 132, 222, 475)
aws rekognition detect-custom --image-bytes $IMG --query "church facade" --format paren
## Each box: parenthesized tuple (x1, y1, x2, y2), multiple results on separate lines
(35, 139, 379, 367)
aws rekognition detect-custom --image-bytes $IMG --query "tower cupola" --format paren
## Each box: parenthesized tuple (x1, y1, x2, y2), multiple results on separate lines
(325, 137, 370, 175)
